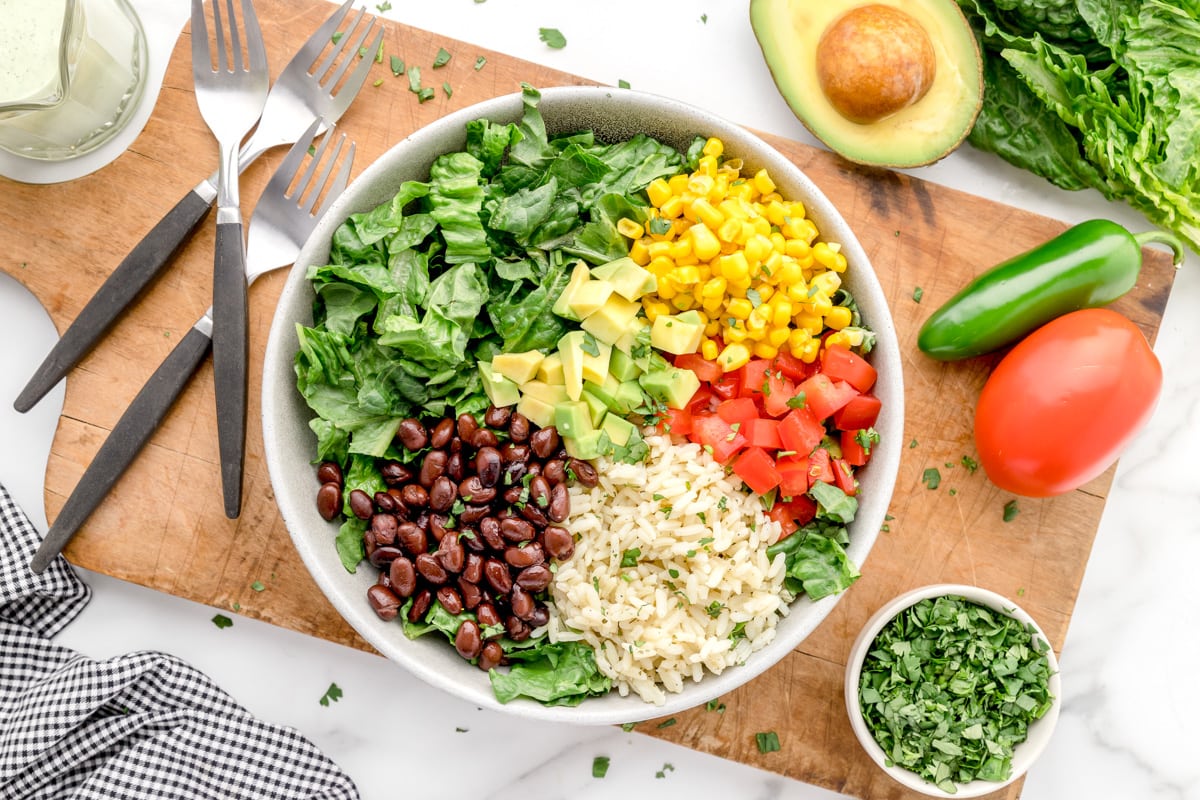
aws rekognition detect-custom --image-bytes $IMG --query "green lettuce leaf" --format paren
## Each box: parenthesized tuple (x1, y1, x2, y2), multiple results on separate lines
(489, 640, 612, 706)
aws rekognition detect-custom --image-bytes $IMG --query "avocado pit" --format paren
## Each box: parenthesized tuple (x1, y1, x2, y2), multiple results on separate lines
(815, 4, 936, 124)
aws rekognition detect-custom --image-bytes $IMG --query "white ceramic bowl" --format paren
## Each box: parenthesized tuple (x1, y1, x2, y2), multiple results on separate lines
(262, 86, 904, 724)
(845, 584, 1062, 797)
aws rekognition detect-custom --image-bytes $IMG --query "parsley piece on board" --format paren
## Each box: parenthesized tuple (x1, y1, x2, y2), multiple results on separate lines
(432, 47, 452, 68)
(922, 467, 941, 490)
(211, 614, 233, 629)
(539, 27, 567, 48)
(656, 717, 677, 728)
(318, 682, 343, 707)
(1003, 499, 1020, 521)
(755, 731, 781, 753)
(592, 756, 610, 778)
(913, 286, 924, 303)
(474, 55, 487, 70)
(250, 580, 265, 592)
(618, 79, 631, 89)
(389, 55, 404, 76)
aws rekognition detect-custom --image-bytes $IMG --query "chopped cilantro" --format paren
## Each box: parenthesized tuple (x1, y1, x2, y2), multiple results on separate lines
(655, 762, 675, 778)
(407, 65, 422, 93)
(618, 78, 631, 89)
(372, 78, 383, 87)
(786, 392, 807, 409)
(961, 455, 980, 473)
(331, 31, 343, 44)
(648, 217, 672, 235)
(700, 13, 708, 22)
(656, 717, 677, 729)
(909, 438, 919, 449)
(746, 288, 763, 307)
(717, 496, 728, 511)
(922, 468, 941, 490)
(375, 1, 391, 10)
(212, 614, 233, 629)
(1003, 499, 1020, 522)
(621, 722, 637, 732)
(581, 333, 601, 357)
(620, 548, 641, 568)
(443, 81, 453, 98)
(318, 682, 343, 707)
(705, 698, 726, 713)
(592, 756, 610, 778)
(913, 286, 924, 303)
(432, 47, 451, 68)
(389, 55, 404, 76)
(417, 87, 435, 103)
(705, 600, 724, 618)
(539, 27, 567, 48)
(250, 580, 265, 592)
(474, 55, 487, 70)
(755, 731, 781, 753)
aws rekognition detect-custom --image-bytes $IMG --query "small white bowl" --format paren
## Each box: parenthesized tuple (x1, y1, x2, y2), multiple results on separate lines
(844, 584, 1061, 797)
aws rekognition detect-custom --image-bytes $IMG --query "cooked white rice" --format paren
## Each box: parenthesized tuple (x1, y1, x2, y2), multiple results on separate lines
(546, 433, 786, 705)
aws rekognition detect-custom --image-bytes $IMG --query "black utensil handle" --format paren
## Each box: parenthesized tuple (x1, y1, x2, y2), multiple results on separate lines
(211, 219, 248, 520)
(14, 188, 214, 413)
(29, 324, 213, 574)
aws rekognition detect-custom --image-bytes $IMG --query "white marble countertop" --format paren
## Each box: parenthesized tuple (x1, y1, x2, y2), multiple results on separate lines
(4, 1, 1199, 798)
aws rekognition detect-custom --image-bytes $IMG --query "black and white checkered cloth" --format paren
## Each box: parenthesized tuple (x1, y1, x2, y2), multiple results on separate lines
(0, 485, 360, 800)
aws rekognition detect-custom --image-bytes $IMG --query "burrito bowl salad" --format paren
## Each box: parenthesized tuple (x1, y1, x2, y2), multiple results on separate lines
(295, 86, 884, 707)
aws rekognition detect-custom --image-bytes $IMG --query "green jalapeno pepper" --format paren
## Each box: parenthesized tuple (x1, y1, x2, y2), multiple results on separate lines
(917, 219, 1184, 361)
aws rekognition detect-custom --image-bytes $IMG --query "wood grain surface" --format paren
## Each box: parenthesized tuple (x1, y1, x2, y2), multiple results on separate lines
(0, 1, 1176, 798)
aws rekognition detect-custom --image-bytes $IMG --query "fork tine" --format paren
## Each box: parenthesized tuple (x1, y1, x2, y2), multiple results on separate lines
(225, 0, 242, 73)
(327, 15, 380, 90)
(330, 26, 383, 105)
(211, 0, 229, 73)
(241, 0, 268, 73)
(266, 117, 323, 200)
(308, 1, 361, 78)
(190, 0, 211, 69)
(316, 141, 355, 220)
(298, 134, 345, 215)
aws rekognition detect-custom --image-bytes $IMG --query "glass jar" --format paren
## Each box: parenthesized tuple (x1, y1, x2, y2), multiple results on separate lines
(0, 0, 148, 161)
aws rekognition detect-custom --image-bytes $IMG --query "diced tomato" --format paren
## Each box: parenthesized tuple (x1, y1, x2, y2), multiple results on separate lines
(778, 406, 824, 457)
(741, 417, 782, 449)
(709, 369, 741, 400)
(690, 414, 748, 463)
(775, 455, 810, 497)
(733, 447, 782, 494)
(820, 345, 877, 392)
(674, 353, 723, 384)
(773, 350, 813, 383)
(840, 429, 871, 467)
(687, 386, 717, 415)
(796, 374, 859, 420)
(782, 494, 818, 527)
(737, 359, 773, 399)
(807, 447, 835, 485)
(761, 371, 797, 418)
(833, 393, 882, 431)
(767, 505, 799, 540)
(832, 458, 858, 495)
(716, 397, 759, 425)
(657, 407, 693, 438)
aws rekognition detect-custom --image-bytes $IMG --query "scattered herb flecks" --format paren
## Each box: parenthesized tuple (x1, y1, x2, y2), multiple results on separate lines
(913, 286, 924, 303)
(212, 614, 233, 629)
(655, 762, 675, 779)
(705, 698, 726, 713)
(318, 682, 343, 707)
(921, 468, 941, 490)
(857, 595, 1055, 792)
(656, 717, 677, 729)
(620, 721, 637, 732)
(474, 55, 487, 70)
(250, 580, 265, 592)
(592, 756, 610, 778)
(432, 47, 452, 68)
(539, 27, 567, 49)
(389, 55, 404, 76)
(618, 79, 631, 89)
(1003, 500, 1020, 522)
(756, 731, 781, 753)
(961, 455, 979, 473)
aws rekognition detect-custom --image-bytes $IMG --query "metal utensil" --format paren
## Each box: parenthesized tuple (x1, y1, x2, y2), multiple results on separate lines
(191, 0, 270, 520)
(14, 0, 381, 413)
(29, 118, 354, 575)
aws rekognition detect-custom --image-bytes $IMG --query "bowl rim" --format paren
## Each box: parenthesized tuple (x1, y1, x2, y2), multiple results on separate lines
(262, 84, 905, 724)
(843, 583, 1063, 797)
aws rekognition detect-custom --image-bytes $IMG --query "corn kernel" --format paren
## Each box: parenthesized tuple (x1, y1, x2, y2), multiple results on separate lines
(668, 174, 689, 195)
(723, 326, 748, 343)
(717, 217, 742, 244)
(826, 305, 854, 330)
(824, 331, 854, 351)
(813, 241, 844, 271)
(643, 300, 670, 321)
(688, 174, 715, 196)
(697, 155, 719, 178)
(768, 327, 791, 347)
(718, 252, 750, 282)
(794, 312, 824, 334)
(726, 298, 753, 319)
(745, 234, 773, 266)
(753, 169, 776, 195)
(617, 218, 644, 239)
(702, 137, 724, 158)
(649, 255, 675, 276)
(671, 293, 695, 311)
(788, 328, 811, 350)
(629, 238, 651, 266)
(752, 342, 779, 359)
(701, 338, 720, 360)
(718, 343, 751, 371)
(745, 325, 767, 341)
(727, 180, 754, 202)
(689, 223, 721, 262)
(760, 191, 783, 204)
(700, 277, 727, 299)
(704, 320, 721, 337)
(691, 197, 724, 230)
(668, 238, 693, 261)
(785, 238, 811, 260)
(756, 284, 775, 302)
(771, 302, 792, 327)
(647, 178, 672, 208)
(702, 295, 724, 314)
(811, 271, 841, 295)
(671, 265, 701, 286)
(798, 337, 821, 363)
(659, 195, 685, 219)
(718, 199, 748, 221)
(787, 201, 807, 220)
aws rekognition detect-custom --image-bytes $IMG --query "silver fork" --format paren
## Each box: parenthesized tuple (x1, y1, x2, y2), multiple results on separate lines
(29, 119, 354, 575)
(192, 0, 270, 521)
(14, 0, 381, 412)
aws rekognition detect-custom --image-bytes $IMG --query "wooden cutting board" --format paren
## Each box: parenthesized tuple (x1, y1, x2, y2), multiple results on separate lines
(0, 1, 1175, 797)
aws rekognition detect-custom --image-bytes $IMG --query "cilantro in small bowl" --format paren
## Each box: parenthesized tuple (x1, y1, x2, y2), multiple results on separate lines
(844, 584, 1060, 797)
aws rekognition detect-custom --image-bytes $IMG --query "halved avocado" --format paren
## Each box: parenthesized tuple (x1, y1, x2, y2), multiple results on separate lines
(750, 0, 983, 168)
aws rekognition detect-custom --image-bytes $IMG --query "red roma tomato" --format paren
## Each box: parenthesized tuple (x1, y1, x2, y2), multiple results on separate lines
(974, 308, 1162, 497)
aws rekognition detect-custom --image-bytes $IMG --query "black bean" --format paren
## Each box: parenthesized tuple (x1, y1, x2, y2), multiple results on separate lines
(396, 418, 429, 451)
(515, 564, 553, 592)
(529, 426, 560, 459)
(380, 461, 413, 486)
(459, 503, 490, 524)
(510, 585, 535, 620)
(499, 517, 535, 543)
(316, 483, 341, 521)
(367, 584, 401, 621)
(479, 517, 505, 550)
(505, 615, 531, 642)
(460, 527, 486, 552)
(484, 405, 512, 428)
(483, 558, 513, 594)
(475, 447, 502, 487)
(401, 484, 429, 508)
(446, 451, 465, 482)
(397, 522, 427, 556)
(346, 489, 374, 520)
(407, 589, 432, 623)
(463, 553, 484, 584)
(477, 640, 503, 670)
(520, 503, 550, 529)
(505, 543, 545, 569)
(500, 443, 530, 464)
(389, 557, 417, 597)
(502, 461, 527, 487)
(528, 475, 551, 511)
(458, 578, 482, 610)
(436, 532, 465, 573)
(472, 428, 499, 449)
(527, 604, 550, 629)
(436, 586, 463, 615)
(317, 461, 343, 487)
(368, 545, 403, 568)
(543, 526, 576, 560)
(458, 476, 496, 505)
(567, 458, 599, 487)
(508, 412, 530, 443)
(547, 483, 570, 522)
(476, 602, 501, 630)
(430, 418, 455, 449)
(418, 450, 448, 488)
(455, 619, 483, 660)
(542, 459, 566, 485)
(456, 413, 479, 443)
(428, 475, 457, 512)
(415, 553, 448, 585)
(371, 513, 399, 546)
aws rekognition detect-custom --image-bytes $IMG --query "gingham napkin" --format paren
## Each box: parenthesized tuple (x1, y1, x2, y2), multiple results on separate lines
(0, 484, 360, 800)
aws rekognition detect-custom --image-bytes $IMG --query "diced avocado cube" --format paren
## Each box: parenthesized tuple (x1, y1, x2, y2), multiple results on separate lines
(477, 361, 521, 407)
(564, 430, 603, 460)
(519, 380, 570, 405)
(516, 394, 556, 428)
(600, 414, 637, 447)
(650, 313, 704, 355)
(567, 279, 615, 319)
(615, 380, 647, 413)
(615, 317, 650, 356)
(582, 374, 621, 411)
(551, 261, 591, 321)
(676, 309, 704, 326)
(581, 339, 612, 385)
(492, 350, 545, 384)
(590, 256, 658, 301)
(638, 366, 701, 410)
(581, 294, 641, 345)
(608, 347, 643, 382)
(557, 331, 588, 401)
(536, 352, 565, 385)
(553, 400, 594, 439)
(580, 392, 609, 427)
